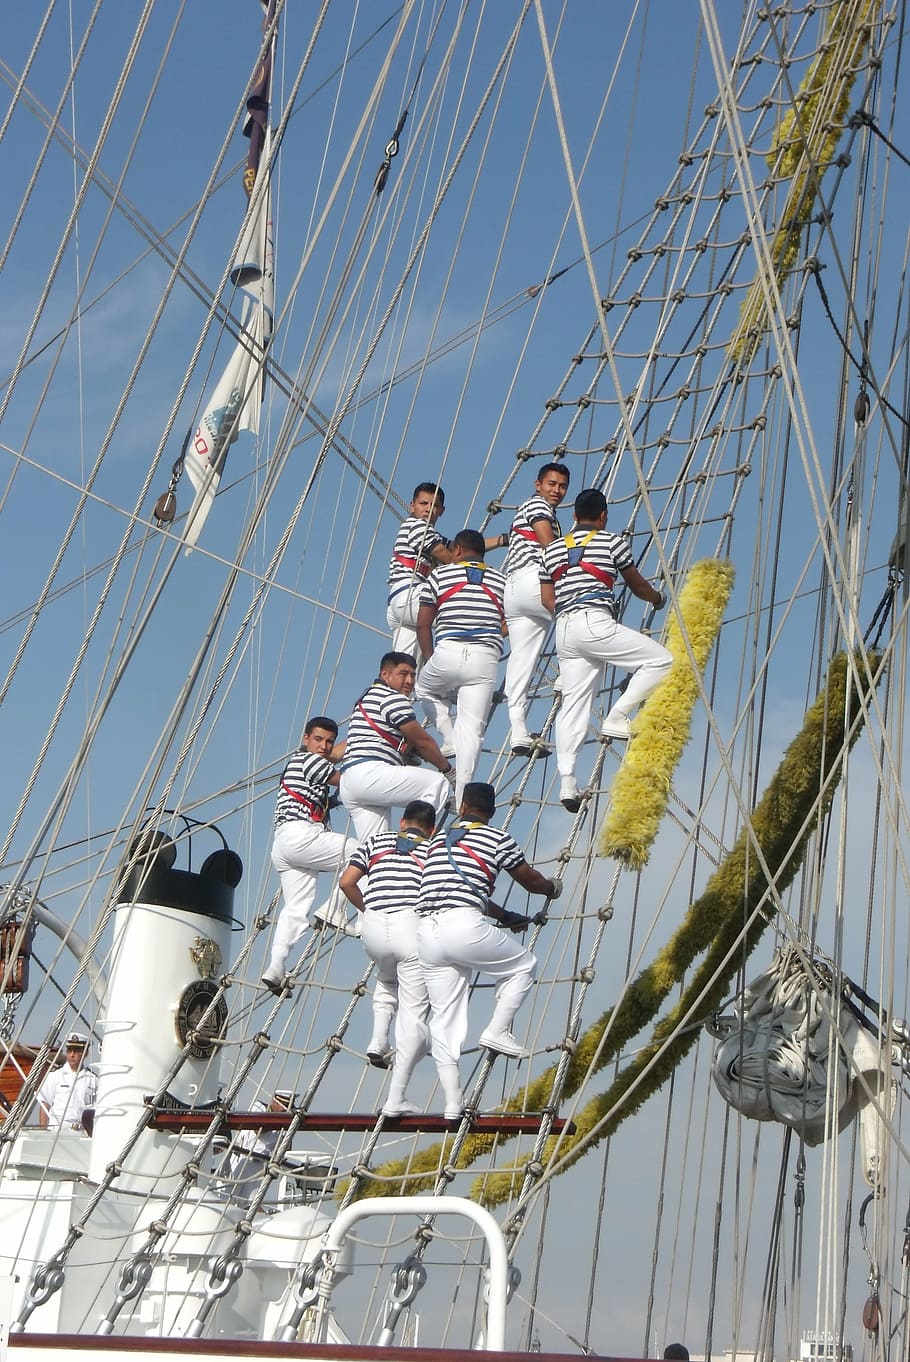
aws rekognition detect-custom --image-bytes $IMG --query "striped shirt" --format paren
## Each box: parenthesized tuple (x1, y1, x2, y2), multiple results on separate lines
(388, 517, 450, 599)
(420, 561, 507, 653)
(505, 494, 562, 575)
(417, 820, 526, 913)
(342, 682, 416, 767)
(274, 749, 334, 828)
(348, 829, 429, 912)
(541, 528, 633, 617)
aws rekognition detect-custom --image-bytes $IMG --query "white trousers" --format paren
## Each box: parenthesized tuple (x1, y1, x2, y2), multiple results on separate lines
(416, 906, 537, 1066)
(554, 607, 673, 780)
(386, 587, 422, 658)
(339, 761, 451, 842)
(269, 822, 358, 975)
(504, 566, 552, 741)
(360, 907, 430, 1099)
(415, 641, 500, 804)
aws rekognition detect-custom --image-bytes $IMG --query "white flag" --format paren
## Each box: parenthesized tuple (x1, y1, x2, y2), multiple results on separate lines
(183, 131, 274, 550)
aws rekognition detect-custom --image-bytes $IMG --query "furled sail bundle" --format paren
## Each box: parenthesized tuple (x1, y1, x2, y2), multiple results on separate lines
(182, 1, 276, 550)
(711, 946, 886, 1146)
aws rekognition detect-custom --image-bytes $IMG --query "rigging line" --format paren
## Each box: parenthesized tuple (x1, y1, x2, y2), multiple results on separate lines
(0, 0, 103, 284)
(811, 266, 910, 430)
(0, 446, 388, 638)
(0, 8, 306, 881)
(0, 1, 57, 149)
(854, 106, 910, 170)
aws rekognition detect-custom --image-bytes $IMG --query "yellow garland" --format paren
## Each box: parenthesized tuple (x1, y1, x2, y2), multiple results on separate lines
(728, 0, 879, 363)
(600, 559, 734, 867)
(350, 651, 882, 1203)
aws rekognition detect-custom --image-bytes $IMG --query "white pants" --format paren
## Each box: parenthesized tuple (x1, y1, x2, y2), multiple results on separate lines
(269, 822, 358, 975)
(554, 607, 673, 780)
(504, 566, 552, 741)
(339, 761, 451, 842)
(386, 587, 422, 659)
(416, 906, 536, 1066)
(360, 907, 430, 1098)
(415, 641, 500, 804)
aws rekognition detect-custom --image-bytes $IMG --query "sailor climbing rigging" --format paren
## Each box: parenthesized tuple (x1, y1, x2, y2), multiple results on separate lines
(338, 651, 453, 841)
(416, 782, 560, 1112)
(503, 461, 570, 754)
(339, 800, 437, 1116)
(386, 483, 508, 656)
(540, 488, 670, 812)
(264, 716, 358, 993)
(415, 529, 508, 804)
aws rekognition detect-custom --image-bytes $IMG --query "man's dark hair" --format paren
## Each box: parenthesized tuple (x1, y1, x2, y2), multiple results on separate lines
(574, 488, 607, 522)
(413, 481, 444, 505)
(537, 461, 570, 485)
(402, 800, 437, 831)
(461, 782, 496, 817)
(305, 715, 338, 738)
(379, 650, 417, 672)
(453, 529, 486, 559)
(663, 1345, 689, 1360)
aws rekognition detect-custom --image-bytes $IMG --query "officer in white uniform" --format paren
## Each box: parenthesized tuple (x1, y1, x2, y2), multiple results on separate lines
(265, 715, 358, 992)
(416, 783, 560, 1118)
(339, 800, 436, 1116)
(541, 487, 670, 811)
(415, 530, 507, 805)
(224, 1089, 296, 1202)
(37, 1031, 97, 1131)
(503, 461, 570, 753)
(339, 652, 453, 842)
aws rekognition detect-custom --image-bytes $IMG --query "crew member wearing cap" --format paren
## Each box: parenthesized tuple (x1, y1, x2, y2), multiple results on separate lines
(37, 1031, 97, 1131)
(224, 1089, 296, 1203)
(265, 716, 358, 993)
(416, 782, 560, 1118)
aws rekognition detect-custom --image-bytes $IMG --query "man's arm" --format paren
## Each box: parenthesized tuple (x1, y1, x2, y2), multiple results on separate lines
(531, 519, 557, 548)
(416, 602, 437, 661)
(339, 864, 366, 913)
(398, 717, 453, 774)
(540, 580, 555, 615)
(619, 563, 664, 608)
(483, 532, 509, 552)
(430, 542, 456, 565)
(508, 859, 560, 897)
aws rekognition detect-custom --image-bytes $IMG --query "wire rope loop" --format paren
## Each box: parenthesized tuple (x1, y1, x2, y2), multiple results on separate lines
(25, 1260, 67, 1310)
(390, 1257, 427, 1307)
(115, 1255, 153, 1303)
(204, 1255, 243, 1301)
(293, 1256, 323, 1308)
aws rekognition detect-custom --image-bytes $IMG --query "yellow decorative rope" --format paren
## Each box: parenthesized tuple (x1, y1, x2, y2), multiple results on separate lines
(728, 0, 880, 363)
(600, 559, 734, 867)
(350, 651, 882, 1202)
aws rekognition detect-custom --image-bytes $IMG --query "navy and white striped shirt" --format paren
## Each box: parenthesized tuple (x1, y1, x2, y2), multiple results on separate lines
(348, 829, 429, 912)
(274, 749, 334, 828)
(342, 682, 416, 767)
(388, 517, 450, 599)
(505, 494, 562, 575)
(420, 561, 507, 653)
(417, 820, 526, 913)
(541, 528, 633, 617)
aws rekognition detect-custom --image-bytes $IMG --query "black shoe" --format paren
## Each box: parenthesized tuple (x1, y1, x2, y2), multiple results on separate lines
(367, 1048, 393, 1069)
(560, 794, 582, 814)
(262, 973, 284, 996)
